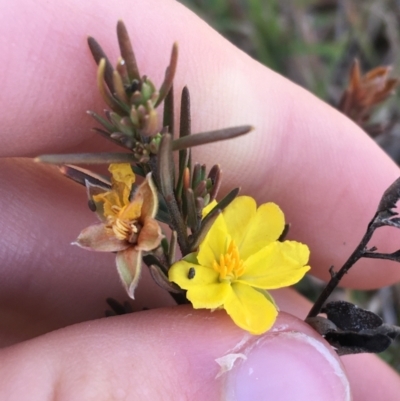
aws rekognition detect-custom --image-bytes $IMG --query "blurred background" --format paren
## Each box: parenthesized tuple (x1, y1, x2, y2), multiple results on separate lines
(179, 0, 400, 371)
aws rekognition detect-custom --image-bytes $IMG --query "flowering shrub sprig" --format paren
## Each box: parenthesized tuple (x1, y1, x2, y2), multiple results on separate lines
(36, 20, 400, 351)
(36, 20, 308, 335)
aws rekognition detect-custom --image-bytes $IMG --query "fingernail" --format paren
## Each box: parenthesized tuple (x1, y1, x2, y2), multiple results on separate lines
(221, 331, 351, 401)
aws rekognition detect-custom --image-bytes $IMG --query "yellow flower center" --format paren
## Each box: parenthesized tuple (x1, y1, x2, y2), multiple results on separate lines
(213, 240, 245, 281)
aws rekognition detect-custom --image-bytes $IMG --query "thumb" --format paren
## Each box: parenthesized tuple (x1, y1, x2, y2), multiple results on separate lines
(0, 308, 350, 401)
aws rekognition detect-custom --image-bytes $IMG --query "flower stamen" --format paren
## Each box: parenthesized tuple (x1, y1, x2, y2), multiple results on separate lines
(213, 240, 244, 281)
(109, 217, 141, 242)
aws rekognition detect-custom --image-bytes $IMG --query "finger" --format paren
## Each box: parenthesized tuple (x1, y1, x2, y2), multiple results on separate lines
(0, 309, 353, 401)
(3, 0, 400, 289)
(272, 289, 400, 401)
(342, 353, 400, 401)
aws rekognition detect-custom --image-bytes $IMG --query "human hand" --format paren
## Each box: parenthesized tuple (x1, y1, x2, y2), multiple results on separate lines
(1, 0, 400, 400)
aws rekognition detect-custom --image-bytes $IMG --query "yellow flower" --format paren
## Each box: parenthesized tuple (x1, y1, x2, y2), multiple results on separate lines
(169, 196, 310, 334)
(74, 163, 163, 298)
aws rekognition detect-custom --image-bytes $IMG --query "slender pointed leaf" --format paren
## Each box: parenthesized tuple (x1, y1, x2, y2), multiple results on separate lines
(208, 164, 222, 201)
(157, 134, 189, 253)
(190, 209, 221, 252)
(168, 230, 178, 266)
(87, 36, 115, 93)
(185, 188, 198, 230)
(192, 163, 201, 189)
(177, 87, 191, 199)
(59, 165, 111, 188)
(163, 85, 174, 137)
(155, 43, 178, 107)
(117, 20, 140, 81)
(172, 125, 253, 151)
(36, 152, 136, 165)
(113, 70, 129, 104)
(148, 264, 182, 293)
(97, 59, 126, 114)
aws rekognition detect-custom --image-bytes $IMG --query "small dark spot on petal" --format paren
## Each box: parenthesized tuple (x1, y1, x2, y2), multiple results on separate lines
(188, 267, 196, 279)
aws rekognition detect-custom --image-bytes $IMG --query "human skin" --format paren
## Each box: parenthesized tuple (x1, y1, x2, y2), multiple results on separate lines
(1, 0, 400, 400)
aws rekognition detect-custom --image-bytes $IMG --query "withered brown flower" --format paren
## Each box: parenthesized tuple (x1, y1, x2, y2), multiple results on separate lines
(74, 163, 163, 298)
(338, 59, 398, 125)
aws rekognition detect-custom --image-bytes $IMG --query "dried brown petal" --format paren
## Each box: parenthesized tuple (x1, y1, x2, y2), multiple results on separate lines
(137, 217, 163, 252)
(74, 224, 129, 252)
(338, 59, 399, 125)
(116, 247, 142, 299)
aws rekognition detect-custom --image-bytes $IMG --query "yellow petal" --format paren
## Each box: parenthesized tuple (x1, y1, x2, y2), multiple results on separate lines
(187, 281, 231, 309)
(222, 196, 256, 246)
(109, 163, 135, 186)
(168, 259, 219, 290)
(116, 247, 142, 299)
(109, 163, 135, 205)
(93, 190, 124, 217)
(168, 258, 230, 309)
(224, 282, 278, 335)
(239, 202, 285, 261)
(85, 181, 110, 220)
(119, 192, 143, 220)
(238, 241, 310, 289)
(91, 165, 135, 220)
(197, 225, 229, 268)
(198, 199, 240, 267)
(202, 200, 217, 218)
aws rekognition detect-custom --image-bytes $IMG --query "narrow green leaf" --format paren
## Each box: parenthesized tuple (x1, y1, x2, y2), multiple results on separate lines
(185, 188, 199, 231)
(177, 87, 191, 200)
(190, 187, 240, 251)
(113, 70, 129, 104)
(155, 43, 178, 107)
(35, 152, 136, 165)
(172, 125, 253, 151)
(87, 110, 115, 133)
(163, 85, 174, 137)
(157, 134, 189, 253)
(87, 36, 115, 93)
(148, 264, 182, 293)
(168, 230, 178, 266)
(59, 165, 111, 188)
(190, 209, 221, 252)
(157, 134, 175, 198)
(208, 164, 222, 201)
(117, 20, 141, 81)
(192, 163, 201, 189)
(97, 59, 126, 114)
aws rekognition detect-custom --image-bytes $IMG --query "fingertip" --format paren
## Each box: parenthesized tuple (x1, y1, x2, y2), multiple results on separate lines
(0, 308, 349, 401)
(217, 311, 349, 401)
